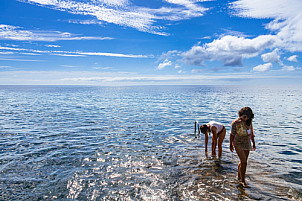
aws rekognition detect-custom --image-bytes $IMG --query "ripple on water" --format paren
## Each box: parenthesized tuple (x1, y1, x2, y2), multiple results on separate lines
(0, 85, 301, 200)
(278, 150, 299, 155)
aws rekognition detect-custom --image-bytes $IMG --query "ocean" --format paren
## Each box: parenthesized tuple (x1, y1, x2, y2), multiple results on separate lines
(0, 85, 301, 200)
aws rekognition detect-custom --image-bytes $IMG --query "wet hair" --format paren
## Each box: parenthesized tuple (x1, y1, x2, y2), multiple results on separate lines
(239, 107, 254, 126)
(199, 124, 208, 134)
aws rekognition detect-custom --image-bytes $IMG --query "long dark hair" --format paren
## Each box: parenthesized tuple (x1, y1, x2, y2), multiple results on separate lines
(239, 107, 254, 126)
(200, 124, 208, 134)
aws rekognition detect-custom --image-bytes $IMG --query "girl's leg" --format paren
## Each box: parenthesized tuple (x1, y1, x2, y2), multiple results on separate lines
(211, 133, 218, 156)
(244, 150, 250, 162)
(238, 162, 241, 180)
(217, 128, 226, 158)
(205, 133, 208, 154)
(212, 139, 216, 156)
(235, 147, 249, 187)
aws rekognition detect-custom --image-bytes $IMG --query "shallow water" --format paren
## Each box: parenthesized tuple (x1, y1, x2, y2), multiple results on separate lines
(0, 85, 301, 200)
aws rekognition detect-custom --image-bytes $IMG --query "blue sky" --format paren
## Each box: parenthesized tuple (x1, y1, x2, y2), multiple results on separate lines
(0, 0, 301, 85)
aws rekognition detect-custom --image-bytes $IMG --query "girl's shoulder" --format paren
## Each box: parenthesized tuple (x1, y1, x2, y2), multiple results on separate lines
(231, 118, 241, 125)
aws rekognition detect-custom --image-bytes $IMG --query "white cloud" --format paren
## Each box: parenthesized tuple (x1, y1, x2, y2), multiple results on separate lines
(182, 35, 277, 66)
(51, 53, 86, 57)
(159, 50, 181, 61)
(0, 58, 42, 62)
(0, 66, 13, 69)
(102, 67, 113, 70)
(175, 64, 182, 69)
(287, 55, 298, 62)
(261, 49, 280, 63)
(1, 70, 301, 85)
(282, 65, 295, 71)
(200, 36, 211, 40)
(181, 0, 302, 68)
(191, 69, 202, 73)
(0, 24, 113, 41)
(57, 72, 255, 83)
(253, 63, 272, 72)
(61, 65, 78, 68)
(149, 0, 208, 21)
(45, 44, 61, 48)
(0, 45, 149, 58)
(67, 19, 102, 25)
(0, 51, 14, 54)
(21, 52, 41, 55)
(231, 0, 302, 51)
(19, 0, 208, 35)
(78, 51, 148, 58)
(221, 29, 251, 38)
(157, 59, 172, 70)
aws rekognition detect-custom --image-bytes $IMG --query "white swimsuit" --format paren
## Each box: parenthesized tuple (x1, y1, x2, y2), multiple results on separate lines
(207, 121, 224, 134)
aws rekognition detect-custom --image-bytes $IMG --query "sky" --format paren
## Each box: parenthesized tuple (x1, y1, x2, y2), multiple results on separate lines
(0, 0, 302, 85)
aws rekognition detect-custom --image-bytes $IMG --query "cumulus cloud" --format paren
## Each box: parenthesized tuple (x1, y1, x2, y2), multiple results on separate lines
(253, 63, 272, 72)
(0, 24, 113, 41)
(159, 50, 181, 61)
(261, 49, 280, 63)
(19, 0, 208, 35)
(231, 0, 302, 51)
(287, 55, 298, 62)
(182, 35, 277, 66)
(158, 59, 172, 70)
(182, 0, 302, 68)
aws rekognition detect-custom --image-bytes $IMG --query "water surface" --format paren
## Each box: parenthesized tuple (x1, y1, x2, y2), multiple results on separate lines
(0, 85, 301, 200)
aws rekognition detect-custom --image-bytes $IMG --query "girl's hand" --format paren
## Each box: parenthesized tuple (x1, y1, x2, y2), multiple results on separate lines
(230, 144, 234, 152)
(252, 144, 256, 151)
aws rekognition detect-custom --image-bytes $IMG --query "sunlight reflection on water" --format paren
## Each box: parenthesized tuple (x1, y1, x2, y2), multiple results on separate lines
(0, 85, 301, 200)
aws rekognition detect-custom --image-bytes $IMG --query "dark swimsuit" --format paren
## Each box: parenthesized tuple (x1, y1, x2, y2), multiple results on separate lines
(217, 126, 225, 137)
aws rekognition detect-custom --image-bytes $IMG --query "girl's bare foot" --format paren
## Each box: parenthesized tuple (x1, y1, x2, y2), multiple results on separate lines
(237, 172, 242, 181)
(237, 173, 241, 180)
(241, 181, 250, 188)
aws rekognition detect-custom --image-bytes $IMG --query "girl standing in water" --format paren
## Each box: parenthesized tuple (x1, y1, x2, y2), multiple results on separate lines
(230, 107, 256, 187)
(199, 121, 226, 158)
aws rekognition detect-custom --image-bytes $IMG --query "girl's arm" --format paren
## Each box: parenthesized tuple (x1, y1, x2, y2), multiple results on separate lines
(230, 134, 234, 152)
(230, 121, 236, 152)
(211, 127, 218, 156)
(205, 132, 208, 154)
(251, 123, 256, 151)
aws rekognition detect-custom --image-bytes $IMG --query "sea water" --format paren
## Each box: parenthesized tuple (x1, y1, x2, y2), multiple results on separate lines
(0, 85, 301, 200)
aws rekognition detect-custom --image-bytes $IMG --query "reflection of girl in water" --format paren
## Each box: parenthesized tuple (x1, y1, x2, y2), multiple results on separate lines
(230, 107, 256, 187)
(200, 121, 226, 158)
